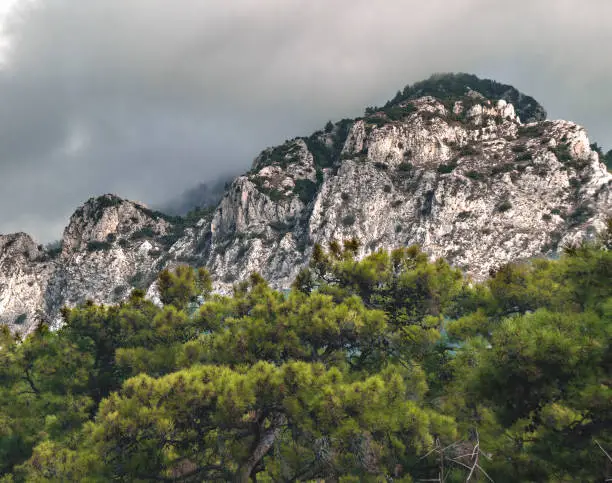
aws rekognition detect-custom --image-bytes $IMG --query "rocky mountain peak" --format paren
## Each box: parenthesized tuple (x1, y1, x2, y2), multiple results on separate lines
(1, 73, 611, 334)
(200, 75, 610, 289)
(61, 194, 172, 254)
(380, 73, 547, 123)
(0, 233, 41, 261)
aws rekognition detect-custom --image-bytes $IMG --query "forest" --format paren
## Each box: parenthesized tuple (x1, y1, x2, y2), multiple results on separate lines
(0, 222, 611, 482)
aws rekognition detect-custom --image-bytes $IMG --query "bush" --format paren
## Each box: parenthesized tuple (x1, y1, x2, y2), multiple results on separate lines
(551, 143, 572, 163)
(293, 179, 318, 204)
(515, 152, 533, 162)
(604, 150, 612, 171)
(518, 123, 549, 138)
(383, 104, 417, 121)
(491, 163, 515, 175)
(44, 240, 63, 259)
(569, 177, 581, 189)
(364, 116, 387, 127)
(341, 214, 356, 227)
(258, 143, 300, 169)
(268, 189, 285, 202)
(459, 144, 480, 156)
(437, 161, 458, 174)
(14, 313, 27, 325)
(129, 271, 147, 289)
(567, 204, 594, 226)
(398, 162, 413, 172)
(131, 227, 156, 240)
(496, 200, 513, 212)
(87, 240, 112, 252)
(466, 170, 484, 181)
(383, 185, 392, 193)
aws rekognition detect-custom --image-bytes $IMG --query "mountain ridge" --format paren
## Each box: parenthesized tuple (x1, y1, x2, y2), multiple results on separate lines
(1, 73, 611, 333)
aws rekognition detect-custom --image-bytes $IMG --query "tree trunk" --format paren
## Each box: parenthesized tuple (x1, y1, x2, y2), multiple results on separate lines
(234, 414, 286, 483)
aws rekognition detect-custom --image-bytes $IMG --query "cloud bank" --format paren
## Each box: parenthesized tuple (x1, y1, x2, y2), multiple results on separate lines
(0, 0, 611, 240)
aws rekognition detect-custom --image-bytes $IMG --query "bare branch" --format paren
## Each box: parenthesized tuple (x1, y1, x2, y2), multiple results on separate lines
(595, 440, 612, 463)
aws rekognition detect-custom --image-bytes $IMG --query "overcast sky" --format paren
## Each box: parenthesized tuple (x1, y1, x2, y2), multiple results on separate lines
(0, 0, 610, 242)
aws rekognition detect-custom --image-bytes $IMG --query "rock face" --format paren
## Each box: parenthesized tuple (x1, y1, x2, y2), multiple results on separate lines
(0, 233, 52, 331)
(0, 195, 180, 332)
(1, 74, 611, 333)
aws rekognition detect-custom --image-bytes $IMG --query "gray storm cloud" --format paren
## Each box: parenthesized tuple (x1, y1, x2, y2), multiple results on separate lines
(0, 0, 611, 241)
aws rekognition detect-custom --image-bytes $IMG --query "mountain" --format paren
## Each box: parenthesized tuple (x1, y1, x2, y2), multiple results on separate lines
(1, 73, 611, 333)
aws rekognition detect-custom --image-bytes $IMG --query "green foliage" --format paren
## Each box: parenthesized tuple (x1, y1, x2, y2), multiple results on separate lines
(518, 122, 549, 138)
(397, 161, 413, 172)
(43, 240, 62, 259)
(459, 144, 480, 156)
(465, 170, 483, 181)
(551, 142, 573, 163)
(131, 226, 156, 240)
(341, 214, 356, 227)
(258, 143, 300, 169)
(515, 151, 533, 162)
(2, 223, 612, 481)
(496, 199, 512, 212)
(366, 103, 418, 124)
(158, 265, 212, 310)
(13, 313, 27, 325)
(293, 178, 318, 204)
(437, 160, 458, 173)
(92, 195, 122, 210)
(491, 162, 515, 175)
(302, 118, 354, 170)
(604, 149, 612, 171)
(85, 240, 112, 252)
(378, 73, 546, 122)
(567, 203, 595, 226)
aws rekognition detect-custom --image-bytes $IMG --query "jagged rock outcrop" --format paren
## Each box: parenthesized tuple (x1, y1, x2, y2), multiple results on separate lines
(44, 195, 174, 317)
(1, 74, 611, 333)
(0, 233, 53, 331)
(0, 195, 180, 332)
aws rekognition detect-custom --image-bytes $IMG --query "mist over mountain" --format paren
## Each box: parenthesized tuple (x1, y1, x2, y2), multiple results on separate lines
(155, 175, 236, 216)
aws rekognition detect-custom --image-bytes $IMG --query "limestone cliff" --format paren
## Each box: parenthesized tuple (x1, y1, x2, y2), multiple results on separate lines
(1, 74, 611, 333)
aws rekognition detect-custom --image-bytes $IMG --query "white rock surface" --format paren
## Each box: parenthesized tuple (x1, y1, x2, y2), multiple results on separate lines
(1, 96, 611, 334)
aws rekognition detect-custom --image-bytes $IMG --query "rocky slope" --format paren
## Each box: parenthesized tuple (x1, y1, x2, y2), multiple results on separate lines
(1, 74, 611, 333)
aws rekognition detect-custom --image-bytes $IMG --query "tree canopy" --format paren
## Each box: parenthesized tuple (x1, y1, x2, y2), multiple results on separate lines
(1, 226, 611, 481)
